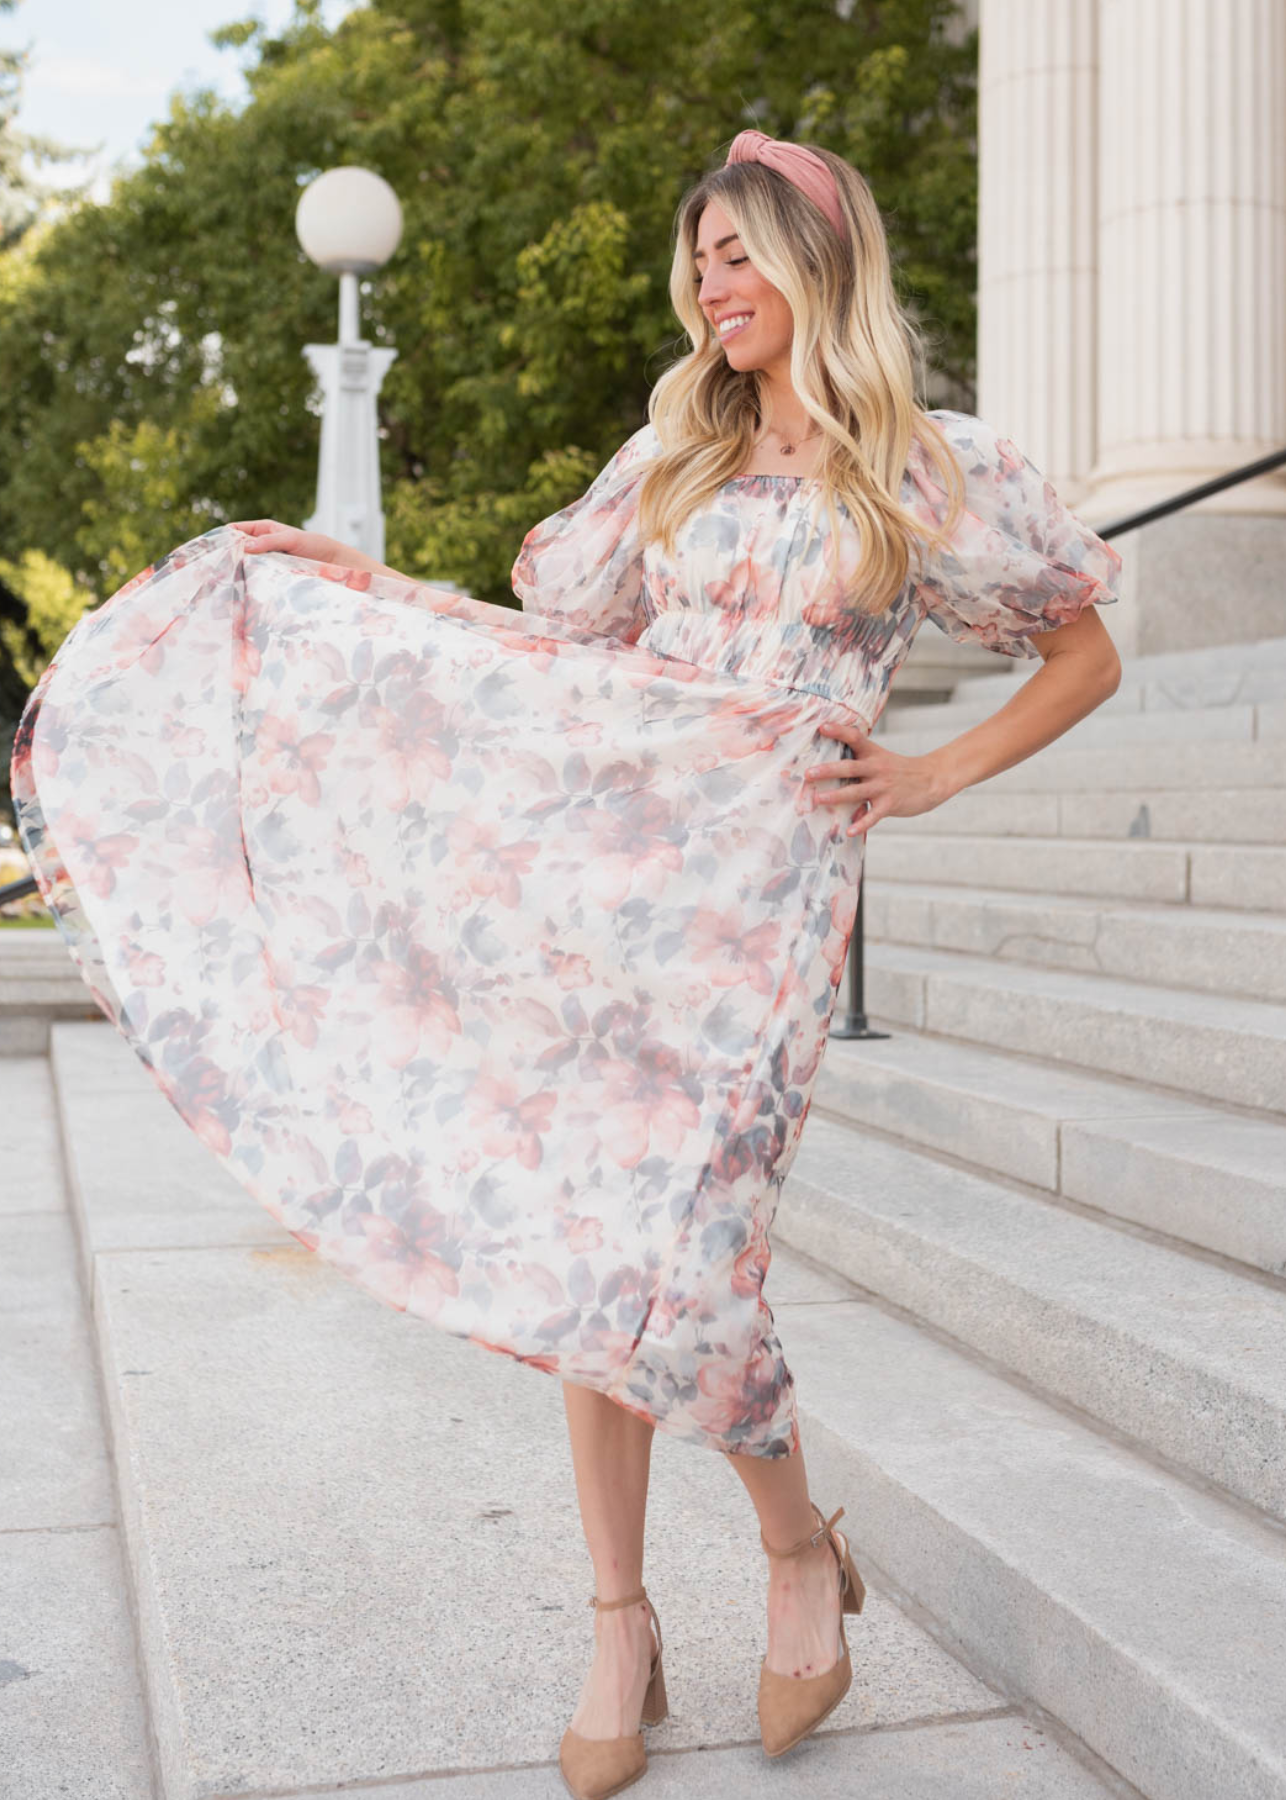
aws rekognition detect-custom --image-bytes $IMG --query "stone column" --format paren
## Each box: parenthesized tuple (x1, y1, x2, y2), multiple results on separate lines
(1089, 0, 1286, 519)
(977, 0, 1101, 502)
(1083, 0, 1286, 651)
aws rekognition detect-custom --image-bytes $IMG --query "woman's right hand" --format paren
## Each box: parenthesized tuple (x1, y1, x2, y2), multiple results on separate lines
(229, 519, 350, 563)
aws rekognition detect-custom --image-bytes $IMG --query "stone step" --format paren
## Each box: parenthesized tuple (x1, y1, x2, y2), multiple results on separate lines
(864, 880, 1286, 1002)
(878, 664, 1286, 742)
(0, 988, 105, 1054)
(813, 1029, 1286, 1278)
(875, 698, 1272, 754)
(868, 832, 1286, 912)
(947, 632, 1286, 707)
(47, 1024, 1067, 1800)
(959, 737, 1285, 794)
(0, 1054, 156, 1800)
(788, 1299, 1286, 1800)
(877, 784, 1286, 844)
(780, 1112, 1286, 1517)
(0, 930, 105, 1050)
(863, 941, 1286, 1113)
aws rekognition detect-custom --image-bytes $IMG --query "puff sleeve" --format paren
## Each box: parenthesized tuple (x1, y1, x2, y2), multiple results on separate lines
(510, 421, 660, 643)
(906, 409, 1122, 659)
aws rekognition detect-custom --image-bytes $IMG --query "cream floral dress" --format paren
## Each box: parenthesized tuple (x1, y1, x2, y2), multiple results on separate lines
(11, 409, 1120, 1457)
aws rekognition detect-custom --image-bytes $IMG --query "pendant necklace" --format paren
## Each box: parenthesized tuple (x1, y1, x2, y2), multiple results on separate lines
(766, 426, 823, 457)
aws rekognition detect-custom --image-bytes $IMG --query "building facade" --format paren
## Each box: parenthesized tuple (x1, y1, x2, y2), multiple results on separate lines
(976, 0, 1286, 656)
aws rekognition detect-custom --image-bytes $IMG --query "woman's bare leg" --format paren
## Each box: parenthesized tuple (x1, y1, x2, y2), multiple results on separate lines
(724, 1437, 847, 1677)
(562, 1381, 658, 1738)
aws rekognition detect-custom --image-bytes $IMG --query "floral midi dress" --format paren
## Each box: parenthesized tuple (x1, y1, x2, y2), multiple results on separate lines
(10, 408, 1120, 1458)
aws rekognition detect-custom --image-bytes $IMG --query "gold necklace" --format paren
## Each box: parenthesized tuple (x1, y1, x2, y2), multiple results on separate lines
(762, 425, 823, 457)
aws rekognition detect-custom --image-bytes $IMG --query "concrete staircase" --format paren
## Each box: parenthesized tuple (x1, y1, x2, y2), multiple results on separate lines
(0, 924, 102, 1053)
(3, 631, 1284, 1798)
(771, 633, 1286, 1800)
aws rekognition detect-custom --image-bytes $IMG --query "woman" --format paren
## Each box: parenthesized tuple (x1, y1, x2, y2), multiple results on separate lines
(11, 132, 1121, 1799)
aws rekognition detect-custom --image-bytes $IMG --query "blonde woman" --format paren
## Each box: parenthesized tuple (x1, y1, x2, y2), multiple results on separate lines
(13, 132, 1122, 1799)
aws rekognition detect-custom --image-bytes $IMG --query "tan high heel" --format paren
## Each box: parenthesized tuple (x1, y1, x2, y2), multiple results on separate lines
(558, 1586, 668, 1800)
(757, 1501, 866, 1757)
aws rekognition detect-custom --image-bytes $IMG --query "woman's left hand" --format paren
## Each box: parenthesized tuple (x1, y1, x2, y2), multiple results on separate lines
(805, 718, 952, 838)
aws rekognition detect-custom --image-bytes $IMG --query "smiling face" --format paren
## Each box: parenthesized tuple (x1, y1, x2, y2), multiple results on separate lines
(693, 199, 793, 372)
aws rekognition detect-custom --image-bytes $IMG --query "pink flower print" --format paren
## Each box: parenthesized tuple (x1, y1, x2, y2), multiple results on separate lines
(159, 714, 207, 759)
(583, 793, 683, 910)
(690, 1353, 753, 1438)
(703, 694, 799, 763)
(803, 512, 868, 628)
(565, 719, 604, 746)
(566, 1215, 604, 1254)
(369, 945, 462, 1068)
(703, 554, 783, 621)
(541, 945, 594, 991)
(492, 625, 564, 675)
(519, 1259, 565, 1306)
(597, 1039, 702, 1169)
(640, 1285, 704, 1343)
(355, 609, 398, 639)
(355, 1211, 460, 1317)
(156, 1057, 233, 1158)
(994, 434, 1028, 481)
(368, 694, 454, 811)
(692, 1338, 785, 1438)
(446, 816, 539, 908)
(108, 602, 188, 678)
(335, 1095, 375, 1134)
(119, 937, 165, 988)
(169, 822, 253, 927)
(255, 709, 335, 806)
(405, 1249, 463, 1320)
(621, 647, 693, 692)
(731, 1225, 770, 1298)
(340, 847, 372, 888)
(688, 905, 781, 994)
(264, 950, 329, 1048)
(312, 558, 373, 591)
(50, 805, 137, 901)
(468, 1071, 557, 1170)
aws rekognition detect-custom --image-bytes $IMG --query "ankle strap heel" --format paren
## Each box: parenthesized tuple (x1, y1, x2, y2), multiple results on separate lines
(560, 1586, 667, 1799)
(589, 1587, 667, 1725)
(757, 1502, 866, 1758)
(760, 1502, 866, 1614)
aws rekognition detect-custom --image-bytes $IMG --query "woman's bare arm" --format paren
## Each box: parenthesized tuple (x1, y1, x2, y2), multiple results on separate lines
(807, 608, 1122, 837)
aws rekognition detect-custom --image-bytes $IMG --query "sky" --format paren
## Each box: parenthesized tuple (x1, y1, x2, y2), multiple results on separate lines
(12, 0, 358, 201)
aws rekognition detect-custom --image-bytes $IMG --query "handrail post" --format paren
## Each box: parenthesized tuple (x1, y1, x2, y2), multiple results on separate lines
(829, 867, 889, 1041)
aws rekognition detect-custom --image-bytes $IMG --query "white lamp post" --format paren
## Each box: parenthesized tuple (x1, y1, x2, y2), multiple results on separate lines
(295, 167, 403, 562)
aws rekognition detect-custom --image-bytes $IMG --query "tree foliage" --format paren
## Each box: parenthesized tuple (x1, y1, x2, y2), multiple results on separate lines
(0, 0, 91, 250)
(0, 0, 976, 816)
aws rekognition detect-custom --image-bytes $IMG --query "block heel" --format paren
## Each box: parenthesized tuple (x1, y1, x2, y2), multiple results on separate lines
(559, 1587, 666, 1800)
(757, 1502, 865, 1758)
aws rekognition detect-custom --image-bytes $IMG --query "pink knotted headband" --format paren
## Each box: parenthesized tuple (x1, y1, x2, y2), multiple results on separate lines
(725, 130, 847, 238)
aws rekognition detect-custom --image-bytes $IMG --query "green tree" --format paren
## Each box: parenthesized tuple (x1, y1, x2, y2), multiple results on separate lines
(0, 0, 91, 250)
(0, 0, 976, 709)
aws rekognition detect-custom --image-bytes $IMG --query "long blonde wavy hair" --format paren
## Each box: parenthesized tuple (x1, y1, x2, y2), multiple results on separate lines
(636, 142, 967, 616)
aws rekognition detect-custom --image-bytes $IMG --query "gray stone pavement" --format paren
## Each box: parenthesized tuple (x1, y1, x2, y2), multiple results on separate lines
(0, 1037, 1127, 1799)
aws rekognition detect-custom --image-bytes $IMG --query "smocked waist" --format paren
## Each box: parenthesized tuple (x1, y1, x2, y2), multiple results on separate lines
(638, 611, 879, 734)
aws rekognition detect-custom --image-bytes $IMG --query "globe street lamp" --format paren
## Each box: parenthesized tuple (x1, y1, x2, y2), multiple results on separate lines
(295, 166, 403, 561)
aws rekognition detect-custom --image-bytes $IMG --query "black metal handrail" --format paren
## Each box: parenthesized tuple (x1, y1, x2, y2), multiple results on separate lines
(0, 868, 38, 905)
(4, 443, 1285, 939)
(827, 438, 1286, 1039)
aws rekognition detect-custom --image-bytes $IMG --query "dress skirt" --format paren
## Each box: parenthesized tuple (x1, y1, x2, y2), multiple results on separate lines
(11, 526, 865, 1457)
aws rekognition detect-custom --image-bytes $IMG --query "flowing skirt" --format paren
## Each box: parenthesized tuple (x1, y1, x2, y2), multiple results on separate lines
(11, 526, 864, 1456)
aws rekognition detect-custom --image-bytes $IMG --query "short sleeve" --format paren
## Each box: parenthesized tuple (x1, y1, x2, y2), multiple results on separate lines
(510, 421, 661, 643)
(905, 409, 1122, 659)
